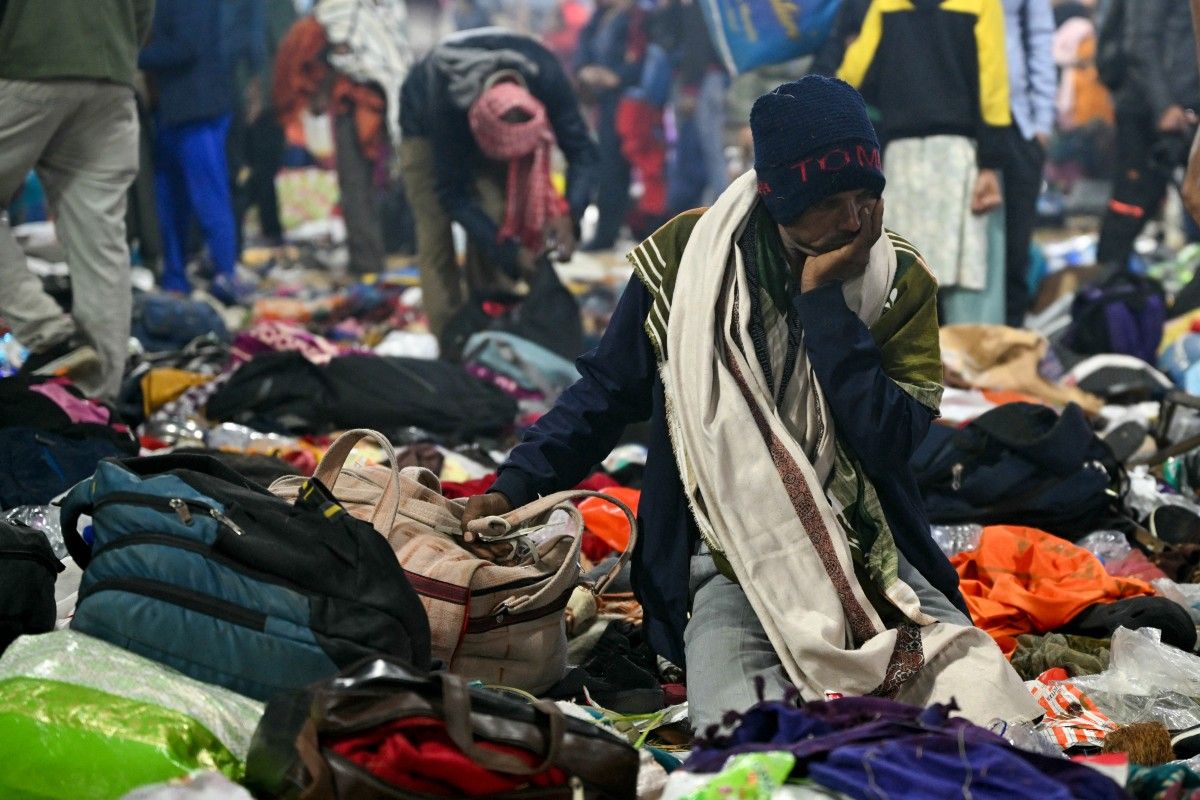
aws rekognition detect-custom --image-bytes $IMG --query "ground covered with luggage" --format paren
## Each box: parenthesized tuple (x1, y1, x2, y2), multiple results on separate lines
(8, 229, 1200, 799)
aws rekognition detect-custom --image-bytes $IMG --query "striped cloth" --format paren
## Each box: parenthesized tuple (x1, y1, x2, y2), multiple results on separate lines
(316, 0, 412, 143)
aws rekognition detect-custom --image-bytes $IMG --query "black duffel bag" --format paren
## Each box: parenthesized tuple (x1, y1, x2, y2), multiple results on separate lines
(206, 353, 518, 441)
(911, 402, 1119, 538)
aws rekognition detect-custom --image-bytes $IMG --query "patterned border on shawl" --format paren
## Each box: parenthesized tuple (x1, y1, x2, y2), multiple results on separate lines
(727, 291, 926, 697)
(870, 623, 926, 699)
(725, 296, 879, 646)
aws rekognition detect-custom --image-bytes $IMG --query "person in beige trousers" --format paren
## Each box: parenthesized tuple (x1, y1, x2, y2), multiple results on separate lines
(0, 0, 153, 400)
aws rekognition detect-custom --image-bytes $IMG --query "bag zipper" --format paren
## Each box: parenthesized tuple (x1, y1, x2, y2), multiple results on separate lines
(78, 575, 267, 631)
(94, 492, 245, 535)
(92, 532, 303, 594)
(0, 548, 63, 572)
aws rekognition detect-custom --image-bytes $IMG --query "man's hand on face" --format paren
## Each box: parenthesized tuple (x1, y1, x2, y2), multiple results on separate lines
(799, 197, 884, 293)
(970, 169, 1003, 215)
(546, 215, 577, 262)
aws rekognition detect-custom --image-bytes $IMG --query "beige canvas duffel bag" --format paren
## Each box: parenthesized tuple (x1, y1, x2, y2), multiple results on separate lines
(271, 429, 636, 693)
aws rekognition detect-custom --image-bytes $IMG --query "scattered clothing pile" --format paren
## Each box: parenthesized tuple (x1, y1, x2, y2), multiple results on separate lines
(7, 226, 1200, 799)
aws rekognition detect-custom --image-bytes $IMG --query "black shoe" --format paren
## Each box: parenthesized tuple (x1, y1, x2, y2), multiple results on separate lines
(1173, 725, 1200, 759)
(18, 336, 101, 381)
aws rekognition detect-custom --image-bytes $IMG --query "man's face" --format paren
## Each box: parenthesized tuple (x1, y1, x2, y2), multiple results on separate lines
(778, 189, 880, 257)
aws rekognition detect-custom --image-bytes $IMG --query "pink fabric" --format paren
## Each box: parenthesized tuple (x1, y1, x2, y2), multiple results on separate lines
(232, 321, 371, 366)
(1104, 550, 1170, 583)
(468, 82, 568, 251)
(29, 381, 110, 425)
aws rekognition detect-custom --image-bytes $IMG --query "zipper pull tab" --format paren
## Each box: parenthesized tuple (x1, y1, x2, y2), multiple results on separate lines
(169, 498, 193, 525)
(209, 508, 245, 536)
(569, 777, 584, 800)
(951, 463, 964, 492)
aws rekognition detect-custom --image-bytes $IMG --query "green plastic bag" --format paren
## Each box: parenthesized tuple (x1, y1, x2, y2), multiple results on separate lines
(0, 632, 264, 800)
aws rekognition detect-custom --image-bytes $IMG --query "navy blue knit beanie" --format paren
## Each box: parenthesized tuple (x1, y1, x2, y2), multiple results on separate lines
(751, 76, 885, 225)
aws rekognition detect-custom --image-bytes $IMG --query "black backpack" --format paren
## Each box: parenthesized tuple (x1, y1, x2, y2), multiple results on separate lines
(1063, 273, 1167, 365)
(1096, 0, 1127, 92)
(440, 260, 584, 363)
(61, 453, 432, 701)
(0, 375, 138, 509)
(0, 520, 62, 655)
(911, 403, 1119, 539)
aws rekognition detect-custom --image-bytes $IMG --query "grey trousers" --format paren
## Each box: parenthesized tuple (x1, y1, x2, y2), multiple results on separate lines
(333, 112, 385, 275)
(684, 544, 972, 733)
(0, 78, 139, 400)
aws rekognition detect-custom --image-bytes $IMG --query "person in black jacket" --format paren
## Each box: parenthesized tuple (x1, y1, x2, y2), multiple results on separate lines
(139, 0, 244, 304)
(399, 30, 600, 337)
(1097, 0, 1199, 270)
(839, 0, 1012, 324)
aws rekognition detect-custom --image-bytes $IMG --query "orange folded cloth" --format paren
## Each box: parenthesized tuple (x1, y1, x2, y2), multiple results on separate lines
(951, 525, 1155, 654)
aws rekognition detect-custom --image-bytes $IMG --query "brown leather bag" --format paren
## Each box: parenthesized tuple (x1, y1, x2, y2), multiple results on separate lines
(271, 429, 637, 693)
(244, 656, 640, 799)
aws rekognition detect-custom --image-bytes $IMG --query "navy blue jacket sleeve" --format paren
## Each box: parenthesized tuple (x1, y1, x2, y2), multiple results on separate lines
(492, 280, 656, 506)
(541, 62, 601, 222)
(793, 281, 936, 474)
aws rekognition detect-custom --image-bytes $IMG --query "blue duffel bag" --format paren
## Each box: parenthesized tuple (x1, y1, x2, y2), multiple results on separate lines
(60, 453, 431, 701)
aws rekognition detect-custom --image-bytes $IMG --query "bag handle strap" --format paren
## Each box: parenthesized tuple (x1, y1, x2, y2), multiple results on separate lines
(440, 672, 565, 775)
(492, 510, 586, 616)
(295, 718, 337, 800)
(314, 428, 399, 486)
(312, 428, 406, 531)
(59, 498, 94, 569)
(468, 489, 637, 597)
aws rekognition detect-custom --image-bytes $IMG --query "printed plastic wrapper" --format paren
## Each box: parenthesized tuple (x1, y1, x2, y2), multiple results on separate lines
(1075, 531, 1132, 565)
(931, 524, 983, 556)
(121, 771, 254, 800)
(0, 630, 263, 759)
(665, 752, 796, 800)
(1059, 627, 1200, 730)
(662, 753, 848, 800)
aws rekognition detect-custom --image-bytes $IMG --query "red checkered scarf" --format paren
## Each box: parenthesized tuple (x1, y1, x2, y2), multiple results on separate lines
(469, 82, 569, 252)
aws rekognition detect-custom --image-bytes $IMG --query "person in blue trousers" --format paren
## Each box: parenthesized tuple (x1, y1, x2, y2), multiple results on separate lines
(139, 0, 246, 304)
